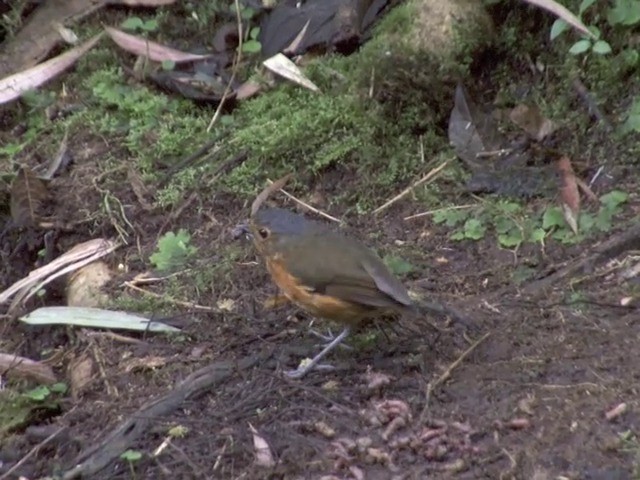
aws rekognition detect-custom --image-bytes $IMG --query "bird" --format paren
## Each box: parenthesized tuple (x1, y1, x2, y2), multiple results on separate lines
(242, 207, 417, 379)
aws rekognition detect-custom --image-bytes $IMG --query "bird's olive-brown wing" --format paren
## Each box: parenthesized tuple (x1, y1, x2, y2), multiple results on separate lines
(277, 232, 412, 310)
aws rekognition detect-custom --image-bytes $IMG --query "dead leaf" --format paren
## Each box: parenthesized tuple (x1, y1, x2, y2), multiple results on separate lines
(122, 356, 167, 373)
(216, 298, 236, 312)
(509, 104, 556, 141)
(235, 80, 263, 100)
(0, 353, 57, 384)
(105, 27, 213, 63)
(448, 84, 504, 167)
(263, 53, 320, 92)
(68, 353, 94, 399)
(249, 423, 276, 468)
(314, 421, 336, 438)
(127, 168, 155, 211)
(10, 167, 50, 227)
(66, 261, 112, 307)
(522, 0, 596, 39)
(0, 33, 103, 105)
(557, 156, 580, 234)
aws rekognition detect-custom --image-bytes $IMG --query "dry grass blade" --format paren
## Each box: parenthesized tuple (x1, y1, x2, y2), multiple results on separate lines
(10, 167, 49, 227)
(521, 0, 596, 39)
(250, 173, 293, 216)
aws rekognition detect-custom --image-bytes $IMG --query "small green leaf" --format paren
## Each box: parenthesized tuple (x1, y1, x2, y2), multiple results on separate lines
(432, 209, 469, 227)
(542, 207, 565, 229)
(550, 19, 569, 40)
(578, 212, 596, 232)
(383, 254, 415, 276)
(242, 39, 262, 54)
(24, 386, 50, 401)
(622, 99, 640, 133)
(529, 228, 546, 243)
(463, 218, 486, 240)
(50, 383, 68, 394)
(250, 26, 260, 39)
(607, 0, 640, 26)
(141, 19, 159, 32)
(600, 190, 629, 209)
(240, 6, 256, 20)
(595, 209, 614, 232)
(592, 40, 612, 55)
(451, 230, 465, 241)
(161, 60, 176, 71)
(569, 39, 592, 55)
(150, 229, 198, 271)
(121, 17, 144, 31)
(498, 230, 523, 248)
(121, 450, 143, 462)
(579, 0, 597, 14)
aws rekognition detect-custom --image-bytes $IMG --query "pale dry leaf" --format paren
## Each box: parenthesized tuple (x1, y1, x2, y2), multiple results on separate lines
(235, 80, 262, 100)
(0, 33, 102, 105)
(105, 27, 212, 63)
(283, 19, 311, 55)
(249, 423, 276, 468)
(522, 0, 596, 38)
(0, 353, 57, 384)
(314, 421, 336, 438)
(66, 261, 112, 307)
(263, 53, 320, 92)
(54, 22, 79, 45)
(216, 298, 236, 312)
(68, 353, 94, 399)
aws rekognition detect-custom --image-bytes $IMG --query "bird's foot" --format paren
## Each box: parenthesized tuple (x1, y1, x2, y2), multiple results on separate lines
(309, 328, 353, 351)
(283, 327, 351, 379)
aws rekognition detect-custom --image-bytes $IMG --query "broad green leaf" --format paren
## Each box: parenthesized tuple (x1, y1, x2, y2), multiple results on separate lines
(463, 218, 486, 240)
(569, 39, 592, 55)
(592, 40, 612, 55)
(242, 40, 262, 54)
(121, 17, 144, 31)
(550, 19, 569, 40)
(542, 207, 565, 229)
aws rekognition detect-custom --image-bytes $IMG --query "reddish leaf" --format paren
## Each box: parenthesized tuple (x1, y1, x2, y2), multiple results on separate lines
(557, 156, 580, 234)
(509, 104, 556, 141)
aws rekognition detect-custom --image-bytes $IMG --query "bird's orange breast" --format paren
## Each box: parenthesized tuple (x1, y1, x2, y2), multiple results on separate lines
(265, 254, 371, 325)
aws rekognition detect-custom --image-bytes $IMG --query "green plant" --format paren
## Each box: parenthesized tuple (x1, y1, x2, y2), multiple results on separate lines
(242, 26, 262, 54)
(550, 0, 611, 56)
(383, 254, 415, 276)
(432, 191, 629, 248)
(121, 16, 159, 33)
(150, 230, 198, 271)
(23, 382, 67, 401)
(121, 449, 143, 479)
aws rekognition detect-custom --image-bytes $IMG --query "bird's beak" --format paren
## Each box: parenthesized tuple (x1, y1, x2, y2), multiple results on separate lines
(231, 222, 252, 240)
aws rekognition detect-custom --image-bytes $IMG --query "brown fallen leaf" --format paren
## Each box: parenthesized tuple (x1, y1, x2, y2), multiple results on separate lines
(509, 104, 556, 141)
(68, 353, 94, 399)
(10, 167, 50, 227)
(0, 353, 57, 384)
(557, 156, 580, 234)
(127, 167, 155, 211)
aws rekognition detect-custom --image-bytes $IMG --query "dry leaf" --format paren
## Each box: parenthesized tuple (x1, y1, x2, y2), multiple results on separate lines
(105, 27, 212, 63)
(66, 261, 112, 307)
(557, 156, 580, 234)
(0, 353, 57, 384)
(249, 423, 276, 468)
(263, 53, 320, 92)
(0, 34, 102, 105)
(522, 0, 596, 38)
(216, 298, 236, 312)
(10, 167, 50, 227)
(127, 168, 155, 211)
(122, 355, 167, 372)
(509, 104, 556, 141)
(68, 353, 94, 399)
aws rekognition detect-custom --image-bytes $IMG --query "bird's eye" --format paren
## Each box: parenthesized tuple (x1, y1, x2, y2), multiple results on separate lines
(258, 228, 270, 239)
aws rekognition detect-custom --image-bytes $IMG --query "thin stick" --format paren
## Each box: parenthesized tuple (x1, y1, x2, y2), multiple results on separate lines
(206, 0, 243, 132)
(404, 204, 475, 221)
(0, 427, 66, 479)
(266, 179, 343, 224)
(420, 332, 490, 421)
(251, 173, 293, 216)
(372, 159, 451, 215)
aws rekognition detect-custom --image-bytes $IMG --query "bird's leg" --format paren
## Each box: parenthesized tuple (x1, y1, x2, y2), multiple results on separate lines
(285, 327, 351, 379)
(308, 328, 353, 351)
